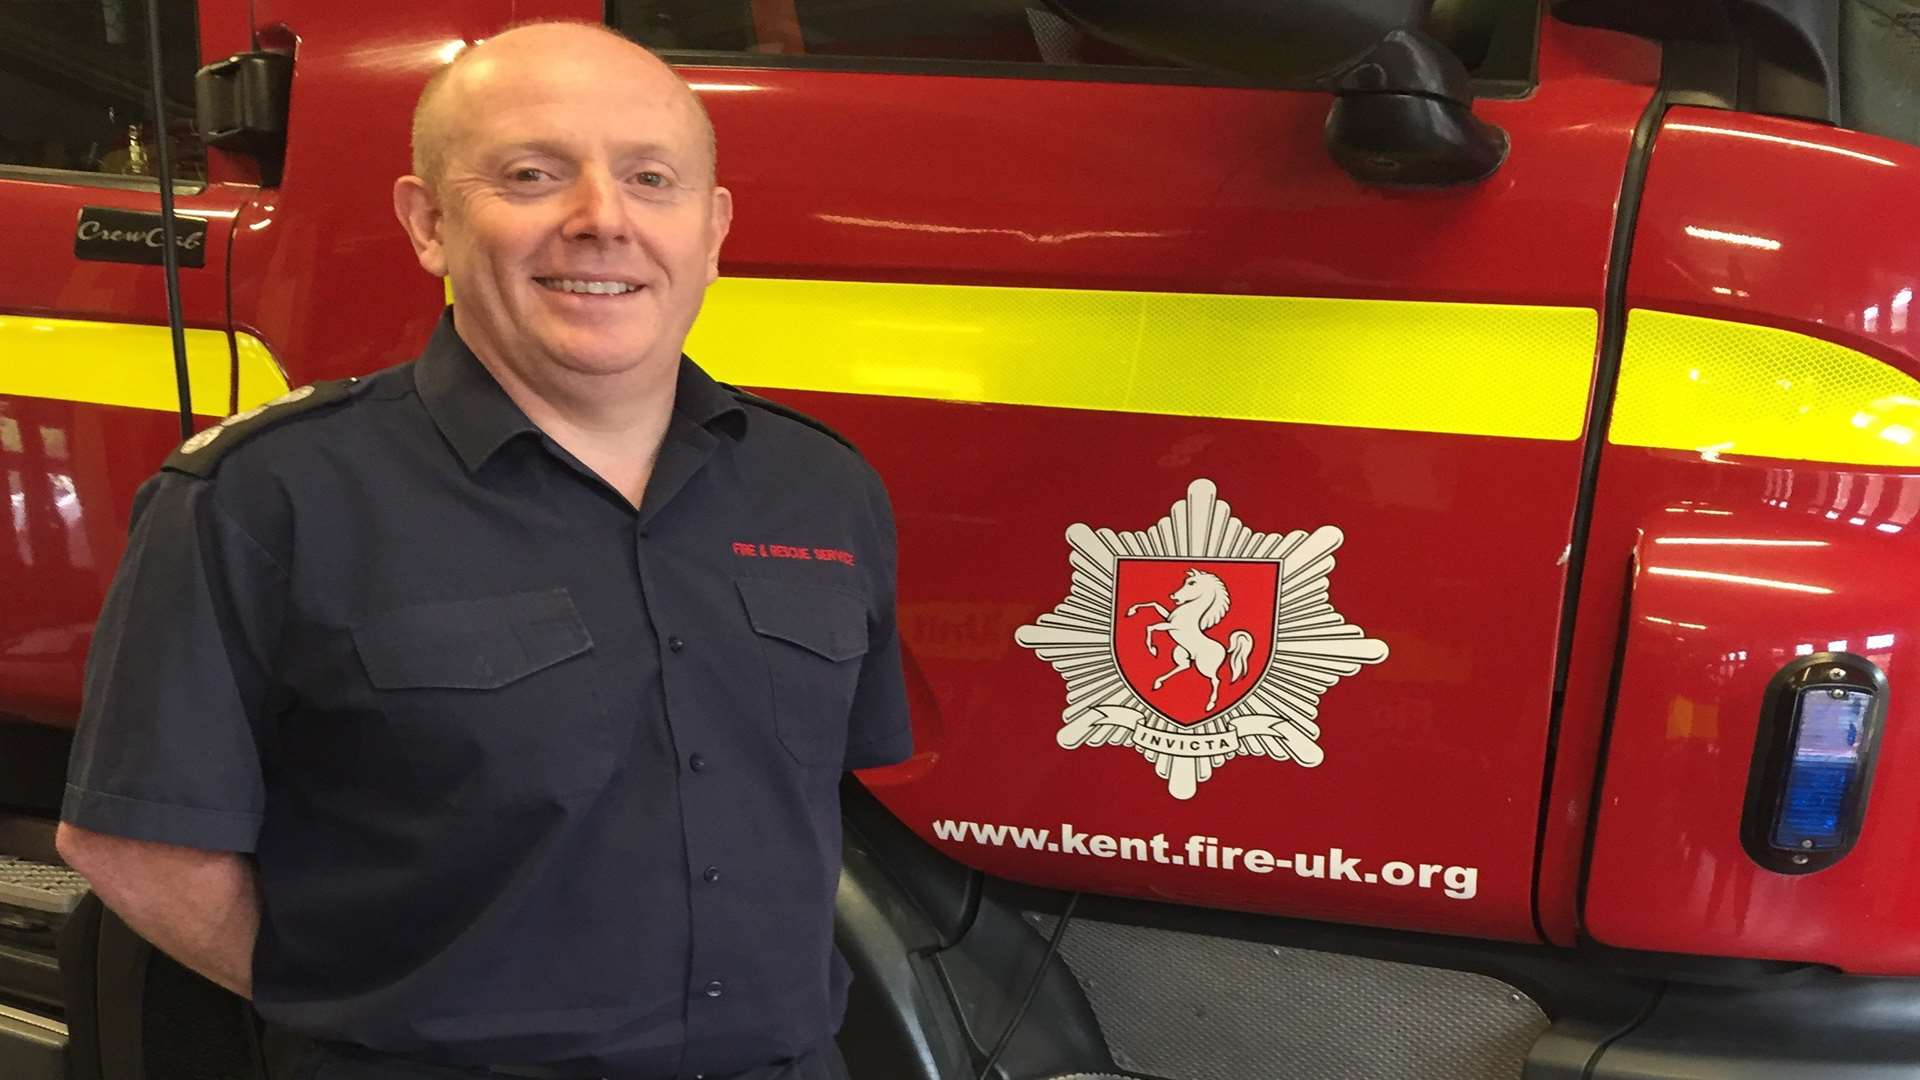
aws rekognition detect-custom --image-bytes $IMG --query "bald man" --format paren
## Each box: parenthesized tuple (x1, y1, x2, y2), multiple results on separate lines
(58, 21, 911, 1080)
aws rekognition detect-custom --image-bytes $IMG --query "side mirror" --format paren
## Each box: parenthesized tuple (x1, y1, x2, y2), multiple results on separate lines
(1045, 0, 1508, 185)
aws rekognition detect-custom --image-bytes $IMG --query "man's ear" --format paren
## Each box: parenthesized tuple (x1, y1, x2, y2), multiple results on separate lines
(705, 185, 734, 284)
(393, 175, 448, 278)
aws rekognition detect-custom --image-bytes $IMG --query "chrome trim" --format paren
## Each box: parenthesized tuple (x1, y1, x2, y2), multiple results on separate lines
(0, 1003, 67, 1038)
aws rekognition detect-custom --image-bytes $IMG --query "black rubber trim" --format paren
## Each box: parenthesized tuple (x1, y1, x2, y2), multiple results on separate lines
(655, 48, 1537, 99)
(1739, 653, 1888, 876)
(842, 777, 982, 948)
(55, 896, 104, 1080)
(224, 197, 242, 415)
(1581, 975, 1920, 1078)
(1528, 81, 1670, 945)
(0, 164, 206, 194)
(931, 885, 1113, 1080)
(975, 892, 1080, 1080)
(837, 821, 975, 1080)
(1571, 556, 1642, 940)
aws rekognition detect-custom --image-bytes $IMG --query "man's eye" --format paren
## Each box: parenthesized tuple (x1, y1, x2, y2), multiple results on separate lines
(509, 168, 550, 183)
(634, 171, 668, 188)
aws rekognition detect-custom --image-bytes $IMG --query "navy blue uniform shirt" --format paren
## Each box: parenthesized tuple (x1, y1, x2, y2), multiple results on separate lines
(62, 313, 912, 1078)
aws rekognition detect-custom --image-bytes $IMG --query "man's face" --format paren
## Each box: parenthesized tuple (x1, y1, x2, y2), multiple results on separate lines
(401, 31, 731, 385)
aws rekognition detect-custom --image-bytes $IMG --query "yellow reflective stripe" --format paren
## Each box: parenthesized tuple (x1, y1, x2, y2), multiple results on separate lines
(688, 278, 1598, 440)
(0, 315, 289, 417)
(1609, 309, 1920, 466)
(234, 332, 293, 412)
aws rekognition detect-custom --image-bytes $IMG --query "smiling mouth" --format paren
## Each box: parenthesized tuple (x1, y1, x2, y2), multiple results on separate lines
(534, 277, 642, 296)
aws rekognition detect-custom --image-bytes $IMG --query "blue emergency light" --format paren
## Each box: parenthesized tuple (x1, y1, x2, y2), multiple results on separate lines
(1742, 653, 1887, 874)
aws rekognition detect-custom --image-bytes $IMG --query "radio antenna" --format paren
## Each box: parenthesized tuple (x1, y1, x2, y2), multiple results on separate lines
(143, 0, 195, 440)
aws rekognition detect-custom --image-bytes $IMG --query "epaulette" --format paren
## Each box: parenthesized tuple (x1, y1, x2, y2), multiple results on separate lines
(163, 377, 365, 477)
(722, 384, 862, 456)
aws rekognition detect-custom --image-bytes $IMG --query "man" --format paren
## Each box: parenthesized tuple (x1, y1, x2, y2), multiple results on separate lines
(56, 22, 910, 1080)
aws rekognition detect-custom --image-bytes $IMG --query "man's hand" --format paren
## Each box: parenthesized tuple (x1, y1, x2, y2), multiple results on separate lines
(55, 823, 260, 999)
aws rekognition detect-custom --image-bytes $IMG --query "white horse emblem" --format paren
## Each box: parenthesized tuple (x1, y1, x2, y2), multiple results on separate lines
(1125, 569, 1255, 713)
(1016, 478, 1390, 800)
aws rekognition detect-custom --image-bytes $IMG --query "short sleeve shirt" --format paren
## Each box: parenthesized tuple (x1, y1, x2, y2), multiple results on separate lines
(61, 313, 913, 1077)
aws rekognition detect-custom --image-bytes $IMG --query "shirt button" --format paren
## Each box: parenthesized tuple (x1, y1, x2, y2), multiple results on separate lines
(703, 865, 720, 884)
(689, 753, 707, 773)
(668, 636, 686, 652)
(704, 979, 725, 998)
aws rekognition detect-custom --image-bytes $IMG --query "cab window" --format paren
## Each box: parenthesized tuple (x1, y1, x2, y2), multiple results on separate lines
(609, 0, 1536, 90)
(0, 0, 205, 184)
(611, 0, 1172, 72)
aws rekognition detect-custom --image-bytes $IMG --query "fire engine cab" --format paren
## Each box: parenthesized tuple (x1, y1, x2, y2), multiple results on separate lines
(2, 1, 1918, 1077)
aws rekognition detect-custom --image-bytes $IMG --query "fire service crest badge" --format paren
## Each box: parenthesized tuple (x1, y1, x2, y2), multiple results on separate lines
(1015, 479, 1389, 800)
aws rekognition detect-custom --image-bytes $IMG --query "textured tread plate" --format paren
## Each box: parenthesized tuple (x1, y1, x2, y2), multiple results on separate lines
(0, 857, 89, 915)
(1033, 914, 1547, 1080)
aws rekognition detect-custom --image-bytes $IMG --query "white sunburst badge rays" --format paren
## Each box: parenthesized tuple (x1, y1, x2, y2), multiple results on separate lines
(1013, 478, 1390, 800)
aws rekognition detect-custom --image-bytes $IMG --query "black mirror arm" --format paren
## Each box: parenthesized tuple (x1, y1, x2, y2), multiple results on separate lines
(1323, 27, 1508, 186)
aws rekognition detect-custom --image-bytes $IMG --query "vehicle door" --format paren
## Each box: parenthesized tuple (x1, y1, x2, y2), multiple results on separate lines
(632, 1, 1660, 941)
(0, 0, 270, 745)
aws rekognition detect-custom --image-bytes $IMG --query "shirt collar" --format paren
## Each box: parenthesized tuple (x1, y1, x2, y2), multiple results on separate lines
(413, 309, 746, 472)
(672, 344, 748, 437)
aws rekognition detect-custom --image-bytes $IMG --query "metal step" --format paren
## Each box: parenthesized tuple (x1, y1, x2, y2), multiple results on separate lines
(0, 1002, 67, 1080)
(0, 856, 89, 915)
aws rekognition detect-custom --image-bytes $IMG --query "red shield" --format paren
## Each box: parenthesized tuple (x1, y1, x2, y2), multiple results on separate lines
(1112, 558, 1280, 725)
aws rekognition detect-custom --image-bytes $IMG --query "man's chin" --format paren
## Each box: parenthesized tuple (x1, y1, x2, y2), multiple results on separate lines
(543, 339, 666, 381)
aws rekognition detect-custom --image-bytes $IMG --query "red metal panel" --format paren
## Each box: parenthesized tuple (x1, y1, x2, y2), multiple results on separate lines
(0, 179, 246, 329)
(0, 401, 184, 726)
(1544, 110, 1920, 962)
(1621, 108, 1920, 379)
(811, 395, 1586, 940)
(701, 21, 1655, 303)
(698, 15, 1655, 941)
(229, 7, 1657, 388)
(0, 0, 259, 727)
(0, 178, 251, 730)
(1579, 458, 1919, 973)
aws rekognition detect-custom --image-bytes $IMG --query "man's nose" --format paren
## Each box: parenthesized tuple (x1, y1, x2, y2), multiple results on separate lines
(565, 169, 629, 243)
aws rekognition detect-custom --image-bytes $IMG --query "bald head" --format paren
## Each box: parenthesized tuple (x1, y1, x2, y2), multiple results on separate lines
(409, 22, 717, 193)
(389, 17, 734, 411)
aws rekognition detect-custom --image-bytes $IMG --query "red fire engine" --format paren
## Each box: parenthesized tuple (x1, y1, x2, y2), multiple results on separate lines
(2, 1, 1917, 1077)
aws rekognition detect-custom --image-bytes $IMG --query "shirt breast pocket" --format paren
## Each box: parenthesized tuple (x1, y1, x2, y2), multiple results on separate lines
(349, 589, 615, 803)
(735, 578, 870, 768)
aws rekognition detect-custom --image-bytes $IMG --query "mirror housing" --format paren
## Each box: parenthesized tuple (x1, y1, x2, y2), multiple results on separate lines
(1046, 0, 1507, 185)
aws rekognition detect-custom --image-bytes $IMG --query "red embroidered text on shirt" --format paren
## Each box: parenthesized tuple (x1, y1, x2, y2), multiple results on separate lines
(731, 542, 856, 566)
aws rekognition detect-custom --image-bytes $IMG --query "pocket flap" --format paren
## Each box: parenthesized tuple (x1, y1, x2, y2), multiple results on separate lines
(736, 578, 869, 662)
(352, 589, 593, 690)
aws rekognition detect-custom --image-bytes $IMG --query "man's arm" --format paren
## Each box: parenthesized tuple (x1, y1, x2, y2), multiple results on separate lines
(56, 822, 259, 999)
(57, 474, 282, 1000)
